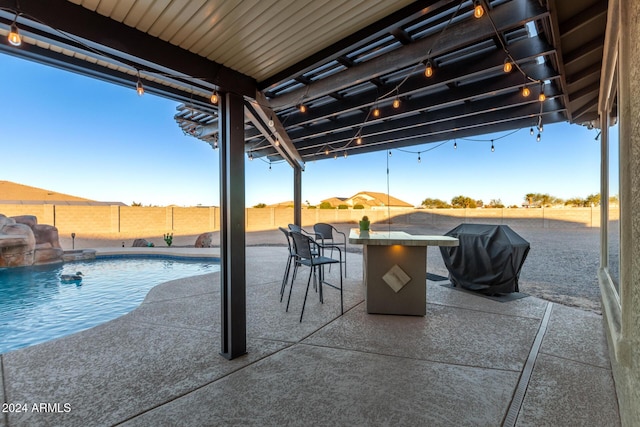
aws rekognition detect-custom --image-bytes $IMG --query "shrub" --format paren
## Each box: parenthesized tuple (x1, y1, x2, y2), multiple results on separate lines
(319, 202, 333, 209)
(337, 204, 349, 209)
(353, 204, 365, 209)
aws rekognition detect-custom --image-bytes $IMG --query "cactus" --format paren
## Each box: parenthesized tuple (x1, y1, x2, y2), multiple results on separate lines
(163, 233, 173, 247)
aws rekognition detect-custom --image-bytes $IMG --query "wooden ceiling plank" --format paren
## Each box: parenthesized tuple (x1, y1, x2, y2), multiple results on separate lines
(125, 0, 171, 31)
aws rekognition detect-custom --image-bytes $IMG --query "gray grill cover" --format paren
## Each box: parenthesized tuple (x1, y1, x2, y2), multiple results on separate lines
(439, 224, 530, 294)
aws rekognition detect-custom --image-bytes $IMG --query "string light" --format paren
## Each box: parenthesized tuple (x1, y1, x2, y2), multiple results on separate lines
(530, 127, 534, 136)
(299, 103, 307, 113)
(536, 133, 541, 142)
(210, 91, 219, 104)
(344, 151, 348, 158)
(473, 0, 484, 18)
(356, 136, 362, 145)
(453, 141, 457, 149)
(424, 60, 434, 77)
(522, 86, 531, 97)
(538, 82, 546, 102)
(373, 106, 380, 117)
(503, 57, 512, 73)
(325, 148, 330, 155)
(393, 97, 401, 109)
(417, 154, 421, 163)
(8, 14, 21, 47)
(388, 150, 392, 157)
(268, 115, 274, 127)
(136, 70, 144, 96)
(248, 153, 254, 161)
(274, 138, 280, 146)
(490, 140, 495, 152)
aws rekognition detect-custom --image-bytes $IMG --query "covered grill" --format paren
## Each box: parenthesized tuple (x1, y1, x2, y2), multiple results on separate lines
(439, 224, 530, 295)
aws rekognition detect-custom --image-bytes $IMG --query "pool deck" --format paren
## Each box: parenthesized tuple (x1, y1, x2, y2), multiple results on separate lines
(0, 247, 619, 426)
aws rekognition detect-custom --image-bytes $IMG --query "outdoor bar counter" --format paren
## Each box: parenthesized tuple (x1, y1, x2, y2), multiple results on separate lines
(349, 229, 459, 315)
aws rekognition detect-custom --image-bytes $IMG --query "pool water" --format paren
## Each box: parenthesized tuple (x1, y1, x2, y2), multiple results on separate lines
(0, 258, 219, 354)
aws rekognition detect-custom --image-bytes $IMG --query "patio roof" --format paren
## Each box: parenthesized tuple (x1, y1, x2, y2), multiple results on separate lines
(0, 0, 607, 166)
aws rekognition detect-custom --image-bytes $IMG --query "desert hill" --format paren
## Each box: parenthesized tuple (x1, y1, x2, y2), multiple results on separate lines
(0, 181, 122, 205)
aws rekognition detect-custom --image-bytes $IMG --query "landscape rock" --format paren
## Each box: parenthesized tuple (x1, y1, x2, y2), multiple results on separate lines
(132, 238, 154, 247)
(195, 232, 216, 248)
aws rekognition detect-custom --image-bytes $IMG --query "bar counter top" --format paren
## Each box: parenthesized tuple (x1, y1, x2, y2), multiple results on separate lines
(348, 229, 459, 247)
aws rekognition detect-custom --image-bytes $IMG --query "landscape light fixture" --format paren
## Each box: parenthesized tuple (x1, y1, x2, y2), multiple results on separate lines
(473, 0, 484, 18)
(8, 14, 21, 46)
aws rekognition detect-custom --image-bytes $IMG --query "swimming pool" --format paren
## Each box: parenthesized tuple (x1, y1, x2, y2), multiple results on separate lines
(0, 257, 219, 354)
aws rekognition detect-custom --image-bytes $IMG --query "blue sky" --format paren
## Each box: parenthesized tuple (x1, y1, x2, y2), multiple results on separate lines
(1, 54, 606, 208)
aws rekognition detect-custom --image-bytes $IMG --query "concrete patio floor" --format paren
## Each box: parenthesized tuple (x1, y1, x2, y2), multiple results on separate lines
(1, 247, 619, 426)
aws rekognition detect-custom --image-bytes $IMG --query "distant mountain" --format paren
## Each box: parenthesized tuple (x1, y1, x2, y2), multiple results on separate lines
(0, 181, 124, 206)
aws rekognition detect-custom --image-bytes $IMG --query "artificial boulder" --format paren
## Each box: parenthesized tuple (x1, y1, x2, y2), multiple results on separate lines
(0, 214, 63, 267)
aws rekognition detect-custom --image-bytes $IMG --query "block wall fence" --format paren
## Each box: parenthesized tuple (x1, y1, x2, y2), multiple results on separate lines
(0, 204, 617, 238)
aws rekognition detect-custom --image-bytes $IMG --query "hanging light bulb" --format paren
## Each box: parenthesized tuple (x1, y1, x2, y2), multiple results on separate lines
(136, 71, 144, 96)
(491, 140, 495, 152)
(210, 91, 219, 104)
(356, 136, 362, 145)
(8, 15, 21, 47)
(530, 127, 534, 136)
(522, 86, 531, 97)
(453, 141, 457, 150)
(269, 163, 272, 170)
(473, 0, 484, 18)
(388, 150, 392, 157)
(424, 60, 433, 78)
(268, 116, 274, 127)
(417, 154, 421, 163)
(248, 153, 254, 161)
(213, 141, 218, 149)
(274, 138, 280, 147)
(536, 133, 541, 142)
(334, 154, 337, 160)
(325, 148, 330, 155)
(393, 97, 400, 109)
(299, 103, 307, 113)
(538, 83, 546, 102)
(503, 57, 512, 73)
(373, 106, 380, 117)
(344, 151, 348, 158)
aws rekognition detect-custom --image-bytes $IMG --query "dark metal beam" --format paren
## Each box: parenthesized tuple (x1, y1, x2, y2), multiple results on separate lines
(219, 91, 247, 360)
(272, 65, 559, 144)
(295, 109, 568, 160)
(271, 0, 548, 108)
(254, 35, 555, 136)
(258, 0, 457, 91)
(0, 0, 256, 97)
(0, 43, 216, 113)
(287, 89, 564, 153)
